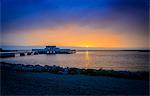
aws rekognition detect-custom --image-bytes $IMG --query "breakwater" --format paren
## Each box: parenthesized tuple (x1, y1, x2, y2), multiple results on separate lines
(0, 51, 38, 58)
(1, 62, 149, 81)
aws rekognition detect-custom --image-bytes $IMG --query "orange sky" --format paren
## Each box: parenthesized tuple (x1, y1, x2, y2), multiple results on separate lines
(2, 0, 149, 49)
(2, 24, 149, 49)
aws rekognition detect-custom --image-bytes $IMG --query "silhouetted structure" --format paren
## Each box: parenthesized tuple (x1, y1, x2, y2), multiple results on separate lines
(32, 46, 76, 54)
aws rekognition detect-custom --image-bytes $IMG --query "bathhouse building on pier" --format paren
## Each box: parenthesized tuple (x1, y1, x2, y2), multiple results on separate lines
(32, 46, 76, 54)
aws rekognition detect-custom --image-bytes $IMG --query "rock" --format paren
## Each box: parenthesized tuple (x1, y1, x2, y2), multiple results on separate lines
(12, 64, 24, 71)
(33, 65, 45, 72)
(44, 65, 52, 71)
(62, 68, 69, 75)
(23, 65, 34, 71)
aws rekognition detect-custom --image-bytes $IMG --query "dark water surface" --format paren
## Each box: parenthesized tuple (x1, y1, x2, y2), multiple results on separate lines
(1, 51, 149, 71)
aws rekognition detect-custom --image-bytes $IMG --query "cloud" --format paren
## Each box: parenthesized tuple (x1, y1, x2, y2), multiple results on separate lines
(1, 0, 149, 48)
(2, 0, 148, 35)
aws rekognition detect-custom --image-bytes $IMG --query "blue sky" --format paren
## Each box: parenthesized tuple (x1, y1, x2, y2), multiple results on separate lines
(1, 0, 149, 49)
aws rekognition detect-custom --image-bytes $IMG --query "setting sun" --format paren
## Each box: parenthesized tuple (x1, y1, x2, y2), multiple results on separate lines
(86, 45, 89, 48)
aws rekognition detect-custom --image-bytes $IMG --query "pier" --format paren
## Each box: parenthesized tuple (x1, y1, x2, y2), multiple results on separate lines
(0, 46, 76, 58)
(0, 51, 38, 58)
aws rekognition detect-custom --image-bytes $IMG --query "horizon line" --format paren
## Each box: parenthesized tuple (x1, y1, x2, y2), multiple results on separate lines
(1, 45, 149, 50)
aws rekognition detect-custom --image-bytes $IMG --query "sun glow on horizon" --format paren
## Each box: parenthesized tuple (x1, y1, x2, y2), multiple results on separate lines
(2, 23, 148, 49)
(85, 45, 89, 48)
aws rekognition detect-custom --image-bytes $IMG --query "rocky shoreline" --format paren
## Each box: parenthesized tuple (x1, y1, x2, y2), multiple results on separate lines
(0, 62, 149, 81)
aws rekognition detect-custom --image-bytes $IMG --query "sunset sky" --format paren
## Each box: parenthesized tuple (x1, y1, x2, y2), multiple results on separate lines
(1, 0, 149, 49)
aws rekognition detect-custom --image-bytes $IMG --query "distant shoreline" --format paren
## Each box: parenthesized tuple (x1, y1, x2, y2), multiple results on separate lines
(77, 50, 150, 52)
(1, 62, 149, 81)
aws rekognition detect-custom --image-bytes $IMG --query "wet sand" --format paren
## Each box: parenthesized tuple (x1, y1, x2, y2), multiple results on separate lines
(1, 70, 149, 95)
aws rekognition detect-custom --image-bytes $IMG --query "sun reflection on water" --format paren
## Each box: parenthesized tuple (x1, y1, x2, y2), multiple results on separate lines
(85, 51, 90, 69)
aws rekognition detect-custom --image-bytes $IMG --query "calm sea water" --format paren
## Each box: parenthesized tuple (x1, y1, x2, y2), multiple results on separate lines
(1, 51, 149, 71)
